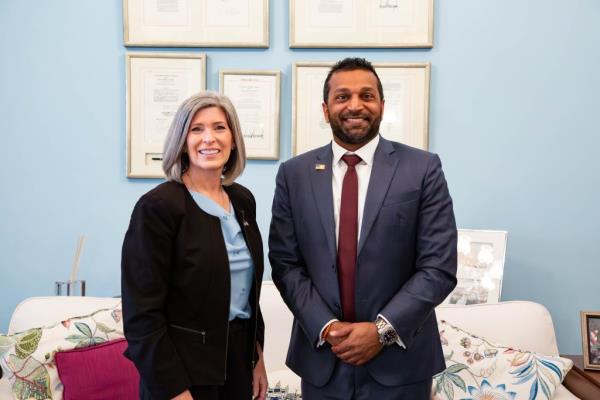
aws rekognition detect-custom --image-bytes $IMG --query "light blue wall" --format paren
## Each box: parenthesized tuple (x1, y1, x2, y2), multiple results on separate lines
(1, 0, 598, 355)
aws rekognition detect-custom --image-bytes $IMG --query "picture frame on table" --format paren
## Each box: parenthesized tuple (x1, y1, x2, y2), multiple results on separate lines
(289, 0, 433, 48)
(292, 61, 430, 156)
(126, 52, 206, 178)
(219, 70, 281, 160)
(442, 229, 508, 306)
(581, 311, 600, 370)
(123, 0, 268, 47)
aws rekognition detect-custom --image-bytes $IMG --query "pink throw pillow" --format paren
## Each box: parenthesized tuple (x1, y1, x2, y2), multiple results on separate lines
(55, 338, 139, 400)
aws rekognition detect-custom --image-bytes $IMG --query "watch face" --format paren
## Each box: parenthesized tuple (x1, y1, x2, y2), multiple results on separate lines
(382, 327, 398, 345)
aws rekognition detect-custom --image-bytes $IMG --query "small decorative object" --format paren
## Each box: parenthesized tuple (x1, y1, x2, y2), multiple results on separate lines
(126, 52, 206, 178)
(290, 0, 433, 48)
(581, 311, 600, 370)
(124, 0, 269, 47)
(443, 229, 508, 305)
(55, 235, 87, 296)
(219, 70, 281, 160)
(292, 61, 430, 156)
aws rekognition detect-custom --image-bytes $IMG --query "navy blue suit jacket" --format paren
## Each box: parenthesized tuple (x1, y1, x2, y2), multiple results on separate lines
(269, 137, 457, 387)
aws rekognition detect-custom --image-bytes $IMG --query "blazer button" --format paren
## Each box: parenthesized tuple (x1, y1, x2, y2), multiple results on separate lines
(334, 302, 341, 310)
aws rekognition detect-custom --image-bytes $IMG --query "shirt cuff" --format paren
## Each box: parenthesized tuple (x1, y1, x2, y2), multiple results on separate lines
(377, 314, 405, 348)
(317, 319, 339, 347)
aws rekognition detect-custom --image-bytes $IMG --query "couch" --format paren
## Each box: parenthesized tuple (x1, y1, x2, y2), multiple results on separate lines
(0, 284, 581, 399)
(259, 282, 579, 399)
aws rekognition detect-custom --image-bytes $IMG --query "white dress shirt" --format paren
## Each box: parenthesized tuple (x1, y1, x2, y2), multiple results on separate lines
(318, 135, 405, 348)
(331, 134, 379, 245)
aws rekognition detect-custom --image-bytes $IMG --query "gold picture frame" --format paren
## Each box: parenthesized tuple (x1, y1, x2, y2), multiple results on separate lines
(581, 311, 600, 370)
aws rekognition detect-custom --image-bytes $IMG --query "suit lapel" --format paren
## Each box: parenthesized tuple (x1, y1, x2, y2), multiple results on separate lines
(310, 144, 337, 264)
(358, 138, 398, 255)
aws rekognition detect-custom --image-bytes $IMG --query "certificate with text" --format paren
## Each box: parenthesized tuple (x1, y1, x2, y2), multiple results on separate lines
(290, 0, 433, 48)
(127, 52, 206, 178)
(124, 0, 268, 47)
(292, 62, 430, 156)
(220, 70, 280, 160)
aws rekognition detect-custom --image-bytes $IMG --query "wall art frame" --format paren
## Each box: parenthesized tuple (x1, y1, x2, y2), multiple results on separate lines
(442, 229, 508, 306)
(290, 0, 433, 48)
(292, 61, 430, 156)
(126, 52, 206, 178)
(219, 69, 281, 160)
(124, 0, 269, 47)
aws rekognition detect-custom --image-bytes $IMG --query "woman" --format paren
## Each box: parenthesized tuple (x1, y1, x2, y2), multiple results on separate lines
(122, 92, 268, 400)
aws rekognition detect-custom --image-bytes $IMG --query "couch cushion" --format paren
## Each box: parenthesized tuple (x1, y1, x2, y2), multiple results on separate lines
(433, 320, 573, 400)
(55, 338, 139, 400)
(260, 282, 294, 372)
(437, 301, 559, 356)
(8, 296, 121, 335)
(0, 302, 123, 400)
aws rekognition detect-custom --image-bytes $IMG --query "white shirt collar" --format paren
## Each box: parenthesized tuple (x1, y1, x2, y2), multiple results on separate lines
(331, 134, 380, 166)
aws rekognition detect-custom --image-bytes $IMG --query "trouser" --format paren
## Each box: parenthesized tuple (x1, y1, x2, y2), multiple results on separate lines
(140, 318, 253, 400)
(190, 318, 253, 400)
(301, 359, 433, 400)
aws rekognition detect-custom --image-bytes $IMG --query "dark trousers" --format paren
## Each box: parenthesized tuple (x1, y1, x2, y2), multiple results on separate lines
(140, 318, 252, 400)
(190, 318, 253, 399)
(301, 359, 432, 400)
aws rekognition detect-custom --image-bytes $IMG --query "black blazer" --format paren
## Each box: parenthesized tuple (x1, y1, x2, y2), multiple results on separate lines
(121, 181, 265, 400)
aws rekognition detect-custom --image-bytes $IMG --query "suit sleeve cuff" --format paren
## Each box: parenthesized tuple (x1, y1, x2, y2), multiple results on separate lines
(377, 314, 406, 348)
(317, 319, 339, 347)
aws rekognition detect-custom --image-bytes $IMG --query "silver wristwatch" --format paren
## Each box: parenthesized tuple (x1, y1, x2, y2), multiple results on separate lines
(375, 316, 398, 346)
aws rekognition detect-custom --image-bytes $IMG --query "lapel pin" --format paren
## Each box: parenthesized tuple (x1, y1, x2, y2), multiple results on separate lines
(315, 163, 326, 171)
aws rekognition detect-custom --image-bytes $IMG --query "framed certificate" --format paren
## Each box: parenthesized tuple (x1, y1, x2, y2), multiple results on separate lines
(124, 0, 269, 47)
(219, 70, 281, 160)
(126, 52, 206, 178)
(290, 0, 433, 48)
(292, 62, 430, 156)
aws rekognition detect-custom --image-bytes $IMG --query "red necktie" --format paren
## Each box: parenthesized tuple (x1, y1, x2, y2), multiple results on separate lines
(338, 154, 362, 322)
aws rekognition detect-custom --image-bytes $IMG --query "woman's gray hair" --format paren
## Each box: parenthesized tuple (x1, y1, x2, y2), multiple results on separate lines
(162, 91, 246, 185)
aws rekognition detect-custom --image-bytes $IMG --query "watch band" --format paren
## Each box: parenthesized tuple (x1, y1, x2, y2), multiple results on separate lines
(375, 316, 398, 346)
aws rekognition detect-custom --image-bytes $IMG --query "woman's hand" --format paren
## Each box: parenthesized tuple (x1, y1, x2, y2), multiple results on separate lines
(252, 343, 268, 400)
(171, 389, 193, 400)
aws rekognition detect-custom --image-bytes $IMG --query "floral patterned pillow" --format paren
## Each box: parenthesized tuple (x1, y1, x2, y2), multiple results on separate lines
(433, 320, 573, 400)
(0, 303, 123, 400)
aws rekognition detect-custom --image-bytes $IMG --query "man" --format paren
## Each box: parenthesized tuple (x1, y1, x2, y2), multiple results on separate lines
(269, 57, 457, 399)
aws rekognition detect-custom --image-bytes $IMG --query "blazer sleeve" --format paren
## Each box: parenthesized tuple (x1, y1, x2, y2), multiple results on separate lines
(121, 193, 191, 399)
(379, 154, 458, 348)
(269, 163, 338, 344)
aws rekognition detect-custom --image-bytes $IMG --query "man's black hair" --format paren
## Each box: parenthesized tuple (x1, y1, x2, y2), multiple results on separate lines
(322, 57, 384, 103)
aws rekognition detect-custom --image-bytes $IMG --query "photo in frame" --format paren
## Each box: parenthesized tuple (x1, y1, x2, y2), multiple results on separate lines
(124, 0, 268, 47)
(126, 52, 206, 178)
(442, 229, 508, 305)
(292, 61, 429, 156)
(219, 70, 280, 160)
(290, 0, 433, 48)
(581, 311, 600, 370)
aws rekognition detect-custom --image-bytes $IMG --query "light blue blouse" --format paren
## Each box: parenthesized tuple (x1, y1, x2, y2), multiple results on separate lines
(190, 191, 254, 321)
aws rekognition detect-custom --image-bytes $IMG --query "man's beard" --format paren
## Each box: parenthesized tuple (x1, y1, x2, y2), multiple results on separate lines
(329, 113, 382, 146)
